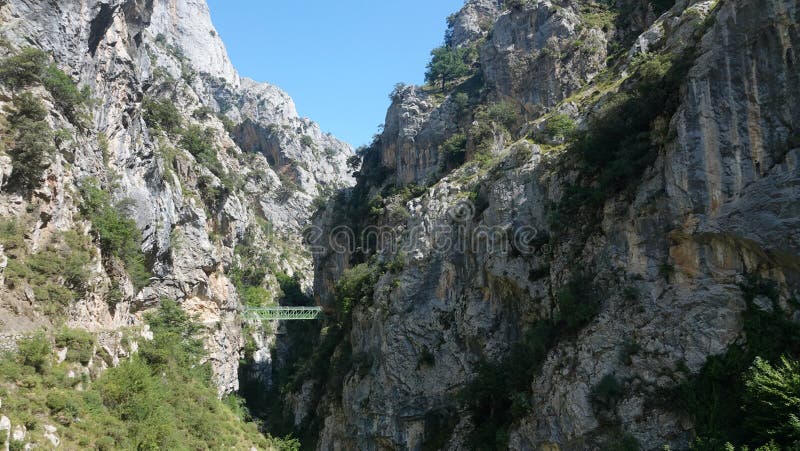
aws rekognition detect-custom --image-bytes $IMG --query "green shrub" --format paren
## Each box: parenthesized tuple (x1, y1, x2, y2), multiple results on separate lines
(42, 65, 90, 122)
(1, 223, 93, 313)
(555, 51, 694, 225)
(603, 432, 640, 451)
(545, 114, 577, 141)
(179, 125, 229, 182)
(461, 321, 557, 449)
(486, 101, 520, 132)
(0, 49, 88, 123)
(142, 97, 182, 132)
(590, 374, 624, 412)
(555, 273, 601, 335)
(439, 132, 467, 169)
(301, 135, 315, 148)
(79, 180, 150, 291)
(0, 301, 277, 449)
(336, 263, 379, 314)
(0, 47, 49, 88)
(4, 92, 54, 190)
(17, 332, 51, 373)
(240, 285, 271, 307)
(742, 357, 800, 446)
(55, 328, 96, 365)
(658, 276, 800, 448)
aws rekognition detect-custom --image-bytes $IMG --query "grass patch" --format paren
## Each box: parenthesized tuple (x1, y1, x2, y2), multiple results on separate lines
(1, 219, 94, 315)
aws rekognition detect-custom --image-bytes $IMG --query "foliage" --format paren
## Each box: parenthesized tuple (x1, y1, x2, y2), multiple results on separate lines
(142, 97, 182, 133)
(603, 432, 641, 451)
(42, 65, 90, 123)
(179, 125, 231, 186)
(300, 135, 315, 148)
(425, 45, 473, 90)
(552, 51, 694, 228)
(336, 263, 379, 314)
(486, 101, 520, 132)
(55, 328, 96, 365)
(79, 180, 150, 291)
(0, 48, 89, 123)
(555, 273, 601, 335)
(742, 357, 800, 446)
(0, 301, 295, 449)
(3, 92, 54, 191)
(439, 132, 467, 169)
(1, 219, 93, 314)
(0, 47, 49, 89)
(461, 274, 601, 449)
(590, 374, 625, 413)
(658, 276, 800, 449)
(544, 114, 577, 141)
(461, 321, 557, 449)
(16, 332, 51, 373)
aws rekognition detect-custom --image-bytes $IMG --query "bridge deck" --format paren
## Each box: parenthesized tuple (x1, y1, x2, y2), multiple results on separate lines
(243, 306, 323, 321)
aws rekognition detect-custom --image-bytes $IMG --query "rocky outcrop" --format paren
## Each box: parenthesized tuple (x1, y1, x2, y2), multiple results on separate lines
(0, 0, 352, 394)
(296, 0, 800, 449)
(481, 1, 608, 115)
(448, 0, 504, 47)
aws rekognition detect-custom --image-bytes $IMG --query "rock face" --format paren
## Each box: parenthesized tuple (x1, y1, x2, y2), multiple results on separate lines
(0, 0, 352, 394)
(291, 0, 800, 449)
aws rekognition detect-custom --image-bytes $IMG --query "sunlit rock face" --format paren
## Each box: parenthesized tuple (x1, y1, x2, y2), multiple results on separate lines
(0, 0, 353, 393)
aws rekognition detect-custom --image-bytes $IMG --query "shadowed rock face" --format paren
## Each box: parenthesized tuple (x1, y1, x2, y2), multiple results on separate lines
(299, 0, 800, 449)
(0, 0, 352, 393)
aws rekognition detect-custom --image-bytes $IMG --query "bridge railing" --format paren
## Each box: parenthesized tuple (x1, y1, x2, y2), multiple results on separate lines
(243, 306, 323, 321)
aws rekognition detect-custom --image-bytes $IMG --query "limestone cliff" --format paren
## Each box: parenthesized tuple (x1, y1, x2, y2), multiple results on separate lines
(268, 0, 800, 449)
(0, 0, 352, 397)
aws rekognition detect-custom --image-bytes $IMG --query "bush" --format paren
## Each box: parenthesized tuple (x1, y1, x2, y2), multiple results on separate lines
(0, 47, 49, 88)
(179, 125, 229, 181)
(55, 328, 96, 365)
(461, 321, 557, 449)
(2, 223, 93, 313)
(555, 273, 601, 335)
(486, 101, 520, 132)
(336, 263, 379, 314)
(79, 180, 150, 291)
(545, 114, 577, 141)
(604, 432, 640, 451)
(17, 332, 51, 373)
(142, 97, 182, 132)
(439, 132, 467, 169)
(555, 51, 693, 224)
(590, 374, 624, 412)
(301, 135, 315, 148)
(4, 92, 54, 190)
(0, 48, 88, 123)
(658, 276, 800, 448)
(42, 65, 90, 122)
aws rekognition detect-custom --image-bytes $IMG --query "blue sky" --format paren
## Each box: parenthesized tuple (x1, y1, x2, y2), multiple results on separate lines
(205, 0, 463, 148)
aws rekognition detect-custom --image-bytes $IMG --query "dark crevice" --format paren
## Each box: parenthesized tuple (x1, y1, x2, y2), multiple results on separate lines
(88, 3, 117, 56)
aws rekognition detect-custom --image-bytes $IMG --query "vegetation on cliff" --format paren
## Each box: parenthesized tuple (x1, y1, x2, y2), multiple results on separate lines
(0, 301, 298, 450)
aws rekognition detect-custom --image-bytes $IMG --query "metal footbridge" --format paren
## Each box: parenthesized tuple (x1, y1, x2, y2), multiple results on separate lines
(243, 306, 323, 321)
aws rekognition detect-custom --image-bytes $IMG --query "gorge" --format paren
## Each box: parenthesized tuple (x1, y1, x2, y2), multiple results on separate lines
(0, 0, 799, 450)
